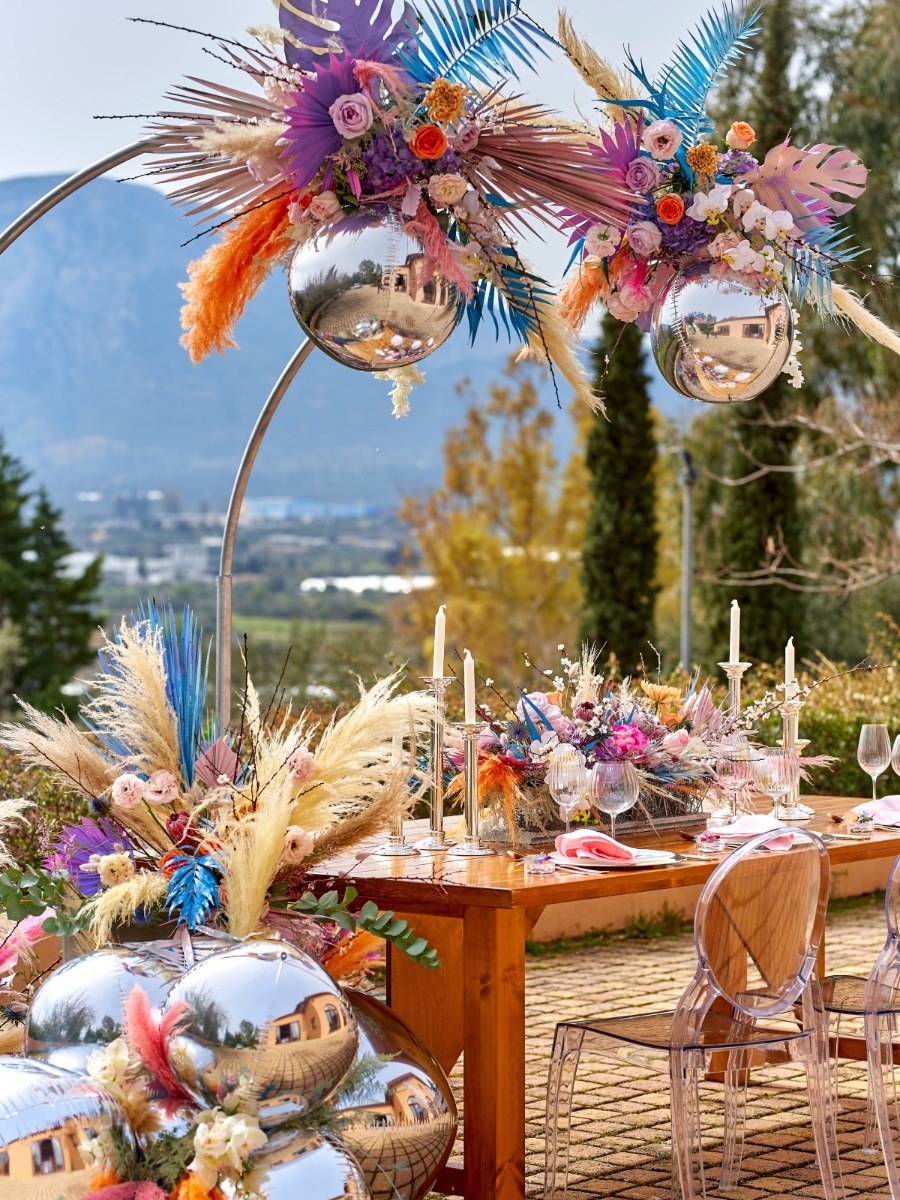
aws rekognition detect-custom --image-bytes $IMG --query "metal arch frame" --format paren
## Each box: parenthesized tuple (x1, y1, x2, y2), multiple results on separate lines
(0, 138, 313, 731)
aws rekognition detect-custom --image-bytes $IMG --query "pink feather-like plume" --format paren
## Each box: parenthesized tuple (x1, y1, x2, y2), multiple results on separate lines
(123, 985, 194, 1117)
(83, 1184, 167, 1200)
(403, 200, 474, 299)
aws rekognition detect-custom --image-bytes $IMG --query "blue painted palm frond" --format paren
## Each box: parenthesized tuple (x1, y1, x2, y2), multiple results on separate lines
(393, 0, 553, 89)
(782, 225, 863, 311)
(626, 3, 761, 139)
(136, 600, 211, 786)
(466, 250, 556, 345)
(166, 854, 221, 930)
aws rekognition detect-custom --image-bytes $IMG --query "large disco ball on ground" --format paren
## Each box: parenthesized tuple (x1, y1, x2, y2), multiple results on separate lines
(234, 1129, 369, 1200)
(650, 260, 793, 403)
(335, 991, 457, 1200)
(165, 939, 358, 1129)
(0, 1057, 132, 1199)
(26, 946, 180, 1073)
(289, 223, 462, 372)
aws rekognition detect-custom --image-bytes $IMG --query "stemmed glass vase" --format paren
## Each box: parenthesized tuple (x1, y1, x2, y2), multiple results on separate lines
(546, 747, 587, 835)
(751, 746, 799, 821)
(711, 736, 755, 822)
(858, 724, 891, 809)
(587, 760, 640, 843)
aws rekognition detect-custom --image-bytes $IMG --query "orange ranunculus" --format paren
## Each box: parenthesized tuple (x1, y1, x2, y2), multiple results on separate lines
(410, 123, 449, 160)
(655, 193, 686, 225)
(159, 849, 183, 878)
(726, 121, 756, 151)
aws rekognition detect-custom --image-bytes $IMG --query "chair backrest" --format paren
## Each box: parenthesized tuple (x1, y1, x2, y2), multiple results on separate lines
(884, 851, 900, 941)
(694, 828, 830, 1020)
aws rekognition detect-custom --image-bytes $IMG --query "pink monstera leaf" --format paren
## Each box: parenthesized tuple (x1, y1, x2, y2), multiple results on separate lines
(746, 140, 868, 230)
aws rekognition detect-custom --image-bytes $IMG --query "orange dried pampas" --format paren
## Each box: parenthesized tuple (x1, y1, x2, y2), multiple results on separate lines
(559, 259, 608, 332)
(179, 189, 294, 363)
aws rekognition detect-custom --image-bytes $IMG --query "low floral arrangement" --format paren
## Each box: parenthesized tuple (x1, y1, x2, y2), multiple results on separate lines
(556, 2, 900, 384)
(0, 601, 437, 969)
(447, 646, 741, 837)
(136, 0, 635, 413)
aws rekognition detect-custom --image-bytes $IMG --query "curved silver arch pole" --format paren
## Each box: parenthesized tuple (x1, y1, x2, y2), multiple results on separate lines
(216, 339, 314, 730)
(0, 138, 155, 256)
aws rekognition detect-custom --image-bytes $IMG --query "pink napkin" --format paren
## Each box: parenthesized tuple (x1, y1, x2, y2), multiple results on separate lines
(555, 830, 637, 863)
(721, 813, 794, 851)
(855, 795, 900, 825)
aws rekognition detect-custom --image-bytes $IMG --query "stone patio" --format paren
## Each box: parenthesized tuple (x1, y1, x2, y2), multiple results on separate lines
(430, 893, 893, 1199)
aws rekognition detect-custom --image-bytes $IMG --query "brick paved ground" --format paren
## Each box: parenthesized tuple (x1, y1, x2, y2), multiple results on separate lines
(429, 894, 893, 1199)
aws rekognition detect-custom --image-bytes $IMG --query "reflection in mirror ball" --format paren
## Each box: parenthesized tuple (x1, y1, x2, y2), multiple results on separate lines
(650, 260, 793, 403)
(289, 223, 463, 372)
(335, 991, 458, 1200)
(229, 1129, 369, 1200)
(166, 939, 357, 1129)
(0, 1056, 132, 1199)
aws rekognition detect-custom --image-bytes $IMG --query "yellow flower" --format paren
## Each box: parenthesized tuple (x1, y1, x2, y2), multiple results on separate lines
(640, 681, 682, 709)
(424, 78, 470, 125)
(686, 141, 718, 177)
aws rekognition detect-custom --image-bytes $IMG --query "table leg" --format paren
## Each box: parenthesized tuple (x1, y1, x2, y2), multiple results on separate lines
(462, 906, 528, 1200)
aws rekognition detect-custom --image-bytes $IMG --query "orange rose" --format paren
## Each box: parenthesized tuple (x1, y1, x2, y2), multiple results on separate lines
(726, 121, 756, 151)
(410, 123, 449, 160)
(655, 194, 685, 225)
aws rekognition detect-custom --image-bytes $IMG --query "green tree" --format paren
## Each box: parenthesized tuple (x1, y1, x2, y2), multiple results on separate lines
(0, 438, 102, 713)
(707, 0, 807, 664)
(579, 314, 658, 671)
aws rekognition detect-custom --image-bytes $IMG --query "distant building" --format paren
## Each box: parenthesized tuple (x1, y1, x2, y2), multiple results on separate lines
(381, 253, 452, 306)
(708, 302, 782, 342)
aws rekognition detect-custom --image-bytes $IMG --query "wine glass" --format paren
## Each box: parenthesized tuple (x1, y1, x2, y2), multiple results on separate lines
(858, 724, 891, 809)
(546, 746, 587, 835)
(751, 746, 799, 821)
(587, 760, 640, 843)
(711, 735, 755, 822)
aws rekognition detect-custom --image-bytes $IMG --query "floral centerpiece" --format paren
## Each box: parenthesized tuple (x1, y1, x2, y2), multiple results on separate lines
(556, 2, 900, 392)
(447, 646, 743, 842)
(0, 601, 438, 969)
(139, 0, 635, 413)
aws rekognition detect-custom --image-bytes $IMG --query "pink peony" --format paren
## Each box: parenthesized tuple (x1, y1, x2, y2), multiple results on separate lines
(584, 223, 622, 258)
(516, 691, 569, 736)
(708, 229, 742, 258)
(606, 724, 650, 759)
(642, 119, 683, 160)
(606, 292, 641, 322)
(428, 173, 468, 207)
(308, 190, 342, 221)
(624, 156, 660, 193)
(453, 122, 481, 152)
(111, 773, 146, 809)
(287, 744, 317, 784)
(626, 220, 663, 259)
(143, 770, 179, 807)
(328, 92, 374, 139)
(617, 278, 653, 313)
(282, 825, 315, 865)
(661, 729, 692, 758)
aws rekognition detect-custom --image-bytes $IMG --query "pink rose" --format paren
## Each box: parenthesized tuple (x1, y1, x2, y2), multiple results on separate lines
(427, 173, 469, 207)
(287, 745, 317, 784)
(661, 729, 692, 758)
(642, 119, 683, 160)
(605, 724, 650, 759)
(144, 770, 179, 807)
(308, 190, 342, 222)
(516, 692, 569, 736)
(453, 122, 481, 152)
(111, 773, 146, 809)
(606, 292, 641, 322)
(709, 229, 741, 258)
(328, 92, 374, 139)
(617, 278, 653, 313)
(282, 825, 315, 865)
(624, 156, 660, 193)
(627, 220, 663, 259)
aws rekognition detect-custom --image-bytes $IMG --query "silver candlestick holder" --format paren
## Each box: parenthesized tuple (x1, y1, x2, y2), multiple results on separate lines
(718, 661, 752, 718)
(374, 816, 419, 858)
(416, 676, 456, 852)
(447, 722, 495, 858)
(777, 694, 813, 821)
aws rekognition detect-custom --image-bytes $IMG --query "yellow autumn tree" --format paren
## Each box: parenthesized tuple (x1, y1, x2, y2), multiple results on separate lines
(396, 357, 593, 689)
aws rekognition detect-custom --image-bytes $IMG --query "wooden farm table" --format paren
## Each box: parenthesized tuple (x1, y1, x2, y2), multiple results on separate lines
(308, 797, 899, 1200)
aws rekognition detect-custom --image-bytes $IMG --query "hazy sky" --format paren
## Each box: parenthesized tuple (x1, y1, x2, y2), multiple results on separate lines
(0, 0, 714, 181)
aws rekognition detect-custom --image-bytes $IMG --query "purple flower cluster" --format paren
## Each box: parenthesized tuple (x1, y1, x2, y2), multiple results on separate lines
(657, 206, 712, 253)
(359, 132, 460, 194)
(717, 149, 758, 176)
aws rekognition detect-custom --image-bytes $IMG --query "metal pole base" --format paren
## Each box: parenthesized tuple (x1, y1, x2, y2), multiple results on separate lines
(447, 835, 495, 858)
(417, 831, 456, 851)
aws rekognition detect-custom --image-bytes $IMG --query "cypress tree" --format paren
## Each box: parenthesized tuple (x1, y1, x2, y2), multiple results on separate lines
(709, 0, 806, 663)
(0, 437, 102, 713)
(580, 313, 658, 671)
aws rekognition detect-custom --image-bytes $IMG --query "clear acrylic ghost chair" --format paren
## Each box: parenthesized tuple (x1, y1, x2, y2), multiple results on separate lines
(544, 828, 841, 1199)
(822, 851, 900, 1195)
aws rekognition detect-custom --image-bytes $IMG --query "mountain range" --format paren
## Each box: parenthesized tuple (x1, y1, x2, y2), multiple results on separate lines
(0, 174, 687, 514)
